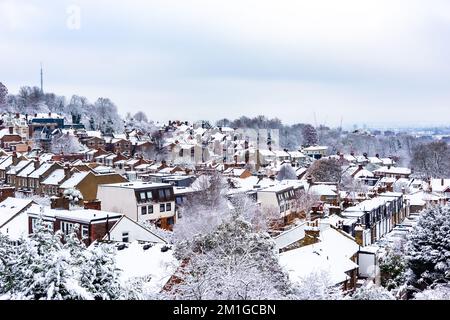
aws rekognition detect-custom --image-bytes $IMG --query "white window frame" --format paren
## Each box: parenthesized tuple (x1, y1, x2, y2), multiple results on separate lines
(81, 225, 89, 238)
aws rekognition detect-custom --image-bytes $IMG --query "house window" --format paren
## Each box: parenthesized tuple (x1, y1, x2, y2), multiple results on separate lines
(146, 191, 153, 200)
(159, 189, 165, 199)
(140, 192, 146, 201)
(166, 203, 172, 211)
(141, 206, 147, 215)
(148, 205, 154, 214)
(61, 221, 75, 235)
(160, 204, 166, 212)
(122, 232, 129, 243)
(81, 225, 89, 238)
(164, 189, 171, 199)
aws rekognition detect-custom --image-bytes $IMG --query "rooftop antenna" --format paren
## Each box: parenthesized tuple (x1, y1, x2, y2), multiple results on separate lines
(313, 112, 318, 128)
(40, 62, 44, 94)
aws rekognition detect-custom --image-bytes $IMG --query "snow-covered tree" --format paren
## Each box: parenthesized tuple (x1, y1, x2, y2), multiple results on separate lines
(94, 98, 124, 134)
(133, 111, 148, 123)
(174, 172, 230, 241)
(292, 271, 343, 300)
(301, 124, 318, 147)
(51, 132, 84, 154)
(0, 82, 8, 106)
(349, 285, 395, 300)
(78, 244, 123, 300)
(379, 239, 407, 290)
(277, 163, 297, 181)
(406, 205, 450, 290)
(307, 158, 343, 183)
(167, 215, 294, 300)
(229, 193, 280, 233)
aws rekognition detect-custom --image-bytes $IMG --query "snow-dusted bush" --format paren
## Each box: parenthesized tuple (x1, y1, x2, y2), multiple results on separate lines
(414, 284, 450, 300)
(349, 286, 395, 300)
(293, 271, 343, 300)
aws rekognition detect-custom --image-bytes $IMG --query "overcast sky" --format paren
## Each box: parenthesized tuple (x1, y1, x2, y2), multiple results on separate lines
(1, 0, 450, 127)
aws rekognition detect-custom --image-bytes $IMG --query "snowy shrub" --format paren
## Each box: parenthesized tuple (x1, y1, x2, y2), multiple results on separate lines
(293, 271, 343, 300)
(414, 284, 450, 300)
(379, 240, 407, 290)
(349, 286, 395, 300)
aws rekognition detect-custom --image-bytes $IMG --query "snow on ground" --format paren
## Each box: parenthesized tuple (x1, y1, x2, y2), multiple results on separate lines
(115, 242, 179, 293)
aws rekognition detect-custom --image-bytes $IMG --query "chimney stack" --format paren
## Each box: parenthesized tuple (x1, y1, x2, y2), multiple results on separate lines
(8, 127, 13, 134)
(303, 220, 320, 246)
(34, 158, 40, 170)
(354, 224, 364, 246)
(64, 164, 71, 178)
(12, 151, 18, 165)
(84, 200, 101, 211)
(50, 194, 70, 210)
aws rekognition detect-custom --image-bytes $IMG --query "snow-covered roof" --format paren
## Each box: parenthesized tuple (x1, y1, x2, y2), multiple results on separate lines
(16, 161, 37, 178)
(273, 150, 290, 158)
(0, 156, 12, 170)
(28, 162, 56, 179)
(31, 113, 64, 119)
(6, 160, 31, 175)
(368, 157, 383, 164)
(135, 164, 152, 170)
(374, 166, 411, 175)
(41, 169, 66, 185)
(406, 190, 445, 206)
(92, 166, 114, 174)
(115, 242, 179, 293)
(302, 146, 328, 152)
(288, 151, 306, 158)
(430, 179, 450, 193)
(0, 198, 33, 227)
(38, 153, 54, 162)
(354, 169, 374, 178)
(279, 224, 359, 286)
(274, 221, 307, 249)
(259, 149, 276, 157)
(308, 184, 337, 197)
(99, 181, 172, 190)
(85, 131, 103, 138)
(27, 204, 122, 223)
(60, 171, 90, 189)
(344, 196, 389, 213)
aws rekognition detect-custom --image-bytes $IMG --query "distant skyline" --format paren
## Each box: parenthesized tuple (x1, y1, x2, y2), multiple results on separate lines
(1, 1, 450, 126)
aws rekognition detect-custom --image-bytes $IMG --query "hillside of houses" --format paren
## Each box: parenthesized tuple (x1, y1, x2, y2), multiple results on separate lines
(1, 111, 450, 300)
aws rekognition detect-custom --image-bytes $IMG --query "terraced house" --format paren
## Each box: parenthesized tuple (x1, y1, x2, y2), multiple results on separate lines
(97, 181, 176, 230)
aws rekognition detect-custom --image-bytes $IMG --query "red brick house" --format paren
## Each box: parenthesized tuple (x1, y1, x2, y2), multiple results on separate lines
(27, 204, 123, 246)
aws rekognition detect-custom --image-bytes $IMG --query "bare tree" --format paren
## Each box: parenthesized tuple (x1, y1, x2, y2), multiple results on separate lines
(291, 190, 320, 220)
(410, 141, 450, 178)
